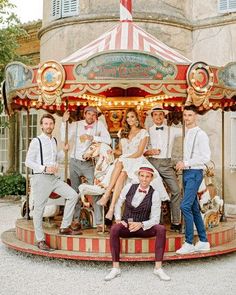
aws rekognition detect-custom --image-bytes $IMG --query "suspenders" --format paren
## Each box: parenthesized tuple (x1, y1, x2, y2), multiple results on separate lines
(189, 130, 199, 159)
(36, 136, 57, 166)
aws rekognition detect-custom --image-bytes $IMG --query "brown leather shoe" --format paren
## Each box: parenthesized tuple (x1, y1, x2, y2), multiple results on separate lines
(37, 240, 54, 252)
(59, 227, 82, 235)
(70, 221, 82, 231)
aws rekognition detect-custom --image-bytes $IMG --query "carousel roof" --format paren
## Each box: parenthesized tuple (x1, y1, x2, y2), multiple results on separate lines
(61, 21, 191, 64)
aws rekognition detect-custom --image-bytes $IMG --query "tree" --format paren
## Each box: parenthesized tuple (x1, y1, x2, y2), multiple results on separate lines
(0, 0, 27, 82)
(0, 0, 29, 174)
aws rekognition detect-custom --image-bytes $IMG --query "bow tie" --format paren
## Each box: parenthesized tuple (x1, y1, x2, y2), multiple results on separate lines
(156, 126, 164, 131)
(138, 189, 147, 194)
(85, 125, 93, 130)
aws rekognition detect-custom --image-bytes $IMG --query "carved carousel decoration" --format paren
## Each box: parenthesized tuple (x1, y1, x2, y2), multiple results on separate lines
(1, 0, 236, 261)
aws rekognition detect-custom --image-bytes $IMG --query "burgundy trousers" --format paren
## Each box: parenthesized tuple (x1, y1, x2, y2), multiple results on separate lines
(110, 223, 166, 262)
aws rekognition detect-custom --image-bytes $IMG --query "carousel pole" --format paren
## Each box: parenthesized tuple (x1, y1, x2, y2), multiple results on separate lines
(64, 99, 69, 182)
(221, 109, 227, 221)
(25, 108, 30, 220)
(120, 0, 133, 21)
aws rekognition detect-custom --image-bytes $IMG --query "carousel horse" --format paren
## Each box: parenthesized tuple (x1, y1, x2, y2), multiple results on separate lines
(79, 142, 115, 207)
(197, 180, 223, 229)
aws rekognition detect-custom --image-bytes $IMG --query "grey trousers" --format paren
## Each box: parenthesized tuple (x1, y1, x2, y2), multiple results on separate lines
(69, 158, 103, 225)
(31, 174, 78, 242)
(148, 157, 181, 224)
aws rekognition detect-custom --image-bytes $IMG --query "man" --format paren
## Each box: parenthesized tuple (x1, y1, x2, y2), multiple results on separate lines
(61, 106, 111, 230)
(104, 165, 170, 281)
(145, 104, 182, 231)
(176, 105, 211, 254)
(25, 114, 81, 252)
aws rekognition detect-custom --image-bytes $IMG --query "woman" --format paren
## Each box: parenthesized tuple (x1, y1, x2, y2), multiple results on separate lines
(97, 108, 169, 220)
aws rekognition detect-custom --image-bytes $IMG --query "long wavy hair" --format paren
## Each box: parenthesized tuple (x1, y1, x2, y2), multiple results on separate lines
(120, 108, 142, 139)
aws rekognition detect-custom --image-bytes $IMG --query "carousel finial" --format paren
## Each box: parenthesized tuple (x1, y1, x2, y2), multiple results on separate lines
(120, 0, 133, 22)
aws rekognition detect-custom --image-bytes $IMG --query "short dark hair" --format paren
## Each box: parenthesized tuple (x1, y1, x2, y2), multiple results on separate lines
(40, 113, 55, 125)
(184, 105, 198, 113)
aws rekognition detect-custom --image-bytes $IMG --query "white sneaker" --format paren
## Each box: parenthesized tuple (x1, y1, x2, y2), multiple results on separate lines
(176, 242, 195, 255)
(194, 241, 210, 252)
(153, 268, 171, 281)
(104, 268, 121, 281)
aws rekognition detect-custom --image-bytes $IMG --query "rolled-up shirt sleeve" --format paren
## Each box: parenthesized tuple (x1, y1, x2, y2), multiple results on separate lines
(93, 121, 111, 145)
(142, 191, 161, 230)
(25, 138, 45, 172)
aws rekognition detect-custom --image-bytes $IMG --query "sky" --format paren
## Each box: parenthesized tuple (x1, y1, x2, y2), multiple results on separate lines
(11, 0, 43, 23)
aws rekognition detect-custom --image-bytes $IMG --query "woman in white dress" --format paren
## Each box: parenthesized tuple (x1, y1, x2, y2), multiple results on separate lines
(97, 108, 169, 220)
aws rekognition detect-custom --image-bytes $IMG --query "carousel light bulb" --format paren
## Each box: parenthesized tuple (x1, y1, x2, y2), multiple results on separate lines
(209, 102, 213, 107)
(121, 101, 125, 106)
(164, 103, 168, 107)
(171, 103, 175, 107)
(140, 101, 144, 106)
(128, 102, 131, 106)
(177, 103, 181, 107)
(108, 101, 112, 106)
(83, 102, 87, 106)
(77, 102, 80, 106)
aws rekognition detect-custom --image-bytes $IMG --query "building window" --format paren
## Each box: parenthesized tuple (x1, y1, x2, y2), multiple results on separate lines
(218, 0, 236, 13)
(230, 112, 236, 169)
(51, 0, 79, 20)
(0, 115, 9, 174)
(20, 111, 38, 174)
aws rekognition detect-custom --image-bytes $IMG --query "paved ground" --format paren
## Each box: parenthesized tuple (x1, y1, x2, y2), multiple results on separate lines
(0, 200, 235, 295)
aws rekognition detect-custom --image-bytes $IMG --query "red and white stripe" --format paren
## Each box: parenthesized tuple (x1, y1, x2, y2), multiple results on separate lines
(120, 0, 132, 21)
(62, 21, 191, 64)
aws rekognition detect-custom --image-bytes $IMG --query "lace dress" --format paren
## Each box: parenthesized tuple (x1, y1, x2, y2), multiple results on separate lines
(118, 129, 169, 201)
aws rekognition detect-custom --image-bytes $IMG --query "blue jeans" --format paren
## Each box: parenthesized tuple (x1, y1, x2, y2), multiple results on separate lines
(180, 169, 208, 244)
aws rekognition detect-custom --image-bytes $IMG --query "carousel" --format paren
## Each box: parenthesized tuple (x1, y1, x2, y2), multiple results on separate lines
(1, 0, 236, 261)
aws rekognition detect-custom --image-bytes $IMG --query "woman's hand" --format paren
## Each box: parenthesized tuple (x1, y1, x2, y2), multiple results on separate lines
(115, 220, 128, 227)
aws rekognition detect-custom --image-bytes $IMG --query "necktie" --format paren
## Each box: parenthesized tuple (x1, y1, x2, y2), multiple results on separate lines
(138, 189, 147, 194)
(85, 125, 93, 130)
(156, 126, 164, 131)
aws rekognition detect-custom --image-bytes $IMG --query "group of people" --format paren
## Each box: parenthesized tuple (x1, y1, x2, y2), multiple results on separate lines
(25, 103, 211, 282)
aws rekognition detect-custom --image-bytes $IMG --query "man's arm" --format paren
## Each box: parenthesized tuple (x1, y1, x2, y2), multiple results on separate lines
(93, 121, 111, 145)
(25, 138, 45, 172)
(184, 131, 211, 168)
(142, 191, 161, 230)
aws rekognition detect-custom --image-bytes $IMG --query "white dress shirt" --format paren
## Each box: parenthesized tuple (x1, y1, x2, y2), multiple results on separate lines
(148, 124, 182, 158)
(184, 126, 211, 169)
(61, 119, 111, 161)
(114, 183, 161, 230)
(25, 133, 59, 173)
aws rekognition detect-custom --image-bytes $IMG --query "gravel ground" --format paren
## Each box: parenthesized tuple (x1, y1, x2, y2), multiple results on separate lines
(0, 200, 235, 295)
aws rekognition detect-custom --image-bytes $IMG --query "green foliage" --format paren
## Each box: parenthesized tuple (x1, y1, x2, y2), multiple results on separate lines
(0, 173, 26, 197)
(0, 0, 28, 82)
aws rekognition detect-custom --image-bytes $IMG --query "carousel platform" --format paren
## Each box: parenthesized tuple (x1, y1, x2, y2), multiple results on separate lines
(1, 218, 236, 261)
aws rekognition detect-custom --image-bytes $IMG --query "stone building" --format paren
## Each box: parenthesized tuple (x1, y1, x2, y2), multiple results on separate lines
(1, 0, 236, 211)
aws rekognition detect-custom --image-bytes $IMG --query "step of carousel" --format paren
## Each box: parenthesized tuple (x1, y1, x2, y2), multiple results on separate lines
(1, 218, 236, 261)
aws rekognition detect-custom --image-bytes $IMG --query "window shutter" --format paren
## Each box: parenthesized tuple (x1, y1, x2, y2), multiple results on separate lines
(229, 0, 236, 11)
(218, 0, 229, 12)
(51, 0, 62, 20)
(62, 0, 79, 17)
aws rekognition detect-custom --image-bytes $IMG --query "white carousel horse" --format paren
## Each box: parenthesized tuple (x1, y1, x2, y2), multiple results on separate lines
(197, 179, 223, 229)
(79, 142, 115, 206)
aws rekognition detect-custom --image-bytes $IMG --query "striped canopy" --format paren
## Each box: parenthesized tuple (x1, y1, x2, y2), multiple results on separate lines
(61, 21, 191, 64)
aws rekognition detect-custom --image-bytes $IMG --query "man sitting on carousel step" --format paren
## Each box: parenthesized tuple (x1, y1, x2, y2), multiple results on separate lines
(25, 114, 81, 252)
(104, 165, 170, 281)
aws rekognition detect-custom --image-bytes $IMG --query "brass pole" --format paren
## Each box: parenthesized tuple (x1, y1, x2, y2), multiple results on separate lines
(64, 100, 69, 182)
(221, 109, 227, 221)
(26, 108, 30, 220)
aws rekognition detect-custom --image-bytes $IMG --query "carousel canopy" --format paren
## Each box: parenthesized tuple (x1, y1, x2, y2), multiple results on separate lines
(61, 21, 191, 64)
(2, 0, 236, 119)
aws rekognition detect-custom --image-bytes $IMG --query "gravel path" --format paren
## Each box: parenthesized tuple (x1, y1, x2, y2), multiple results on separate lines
(0, 200, 235, 295)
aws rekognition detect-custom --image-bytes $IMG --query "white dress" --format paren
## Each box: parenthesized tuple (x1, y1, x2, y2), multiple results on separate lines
(118, 129, 169, 201)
